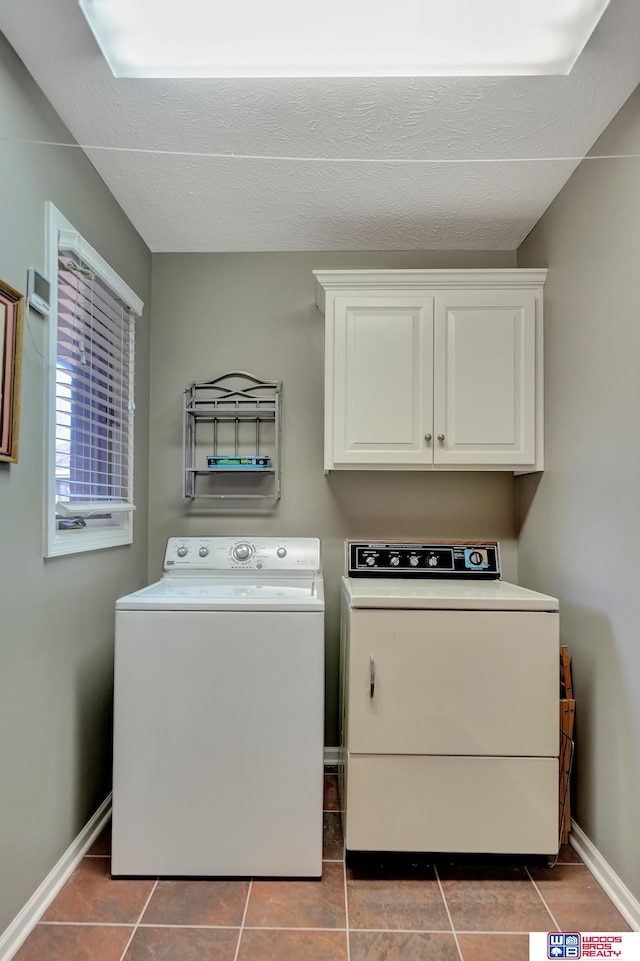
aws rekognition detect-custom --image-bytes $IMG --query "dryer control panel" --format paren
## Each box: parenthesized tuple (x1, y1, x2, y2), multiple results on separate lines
(347, 541, 500, 579)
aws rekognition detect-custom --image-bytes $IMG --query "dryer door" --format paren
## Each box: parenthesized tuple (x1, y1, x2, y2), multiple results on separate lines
(347, 608, 559, 757)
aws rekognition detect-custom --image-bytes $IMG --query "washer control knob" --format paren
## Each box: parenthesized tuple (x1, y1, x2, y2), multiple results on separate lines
(469, 550, 483, 565)
(390, 556, 400, 567)
(176, 546, 188, 557)
(233, 542, 253, 561)
(409, 555, 420, 567)
(428, 555, 438, 567)
(365, 556, 376, 566)
(277, 547, 287, 558)
(198, 546, 209, 557)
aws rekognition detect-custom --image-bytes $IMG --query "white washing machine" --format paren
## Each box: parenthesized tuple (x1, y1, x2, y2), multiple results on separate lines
(339, 540, 561, 856)
(112, 536, 324, 878)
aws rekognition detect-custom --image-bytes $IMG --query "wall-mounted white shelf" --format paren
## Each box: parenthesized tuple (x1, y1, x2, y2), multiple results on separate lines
(183, 371, 282, 502)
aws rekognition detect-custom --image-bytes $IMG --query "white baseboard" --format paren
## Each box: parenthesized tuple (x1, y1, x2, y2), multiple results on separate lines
(570, 819, 640, 931)
(0, 795, 112, 961)
(323, 746, 343, 767)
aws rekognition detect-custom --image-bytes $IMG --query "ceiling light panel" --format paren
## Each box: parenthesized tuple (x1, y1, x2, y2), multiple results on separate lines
(78, 0, 611, 78)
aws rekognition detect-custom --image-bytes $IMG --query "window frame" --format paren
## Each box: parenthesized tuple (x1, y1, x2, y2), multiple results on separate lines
(44, 203, 143, 558)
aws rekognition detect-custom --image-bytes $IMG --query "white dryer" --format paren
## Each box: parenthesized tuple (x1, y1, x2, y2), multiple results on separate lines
(112, 536, 324, 877)
(340, 540, 560, 856)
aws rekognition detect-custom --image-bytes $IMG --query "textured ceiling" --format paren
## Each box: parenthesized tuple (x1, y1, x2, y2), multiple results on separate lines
(2, 0, 640, 251)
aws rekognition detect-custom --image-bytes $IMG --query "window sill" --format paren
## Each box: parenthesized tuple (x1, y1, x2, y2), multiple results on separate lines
(44, 525, 132, 558)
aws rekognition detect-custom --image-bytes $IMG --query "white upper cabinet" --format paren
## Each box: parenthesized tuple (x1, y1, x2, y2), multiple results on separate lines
(314, 270, 546, 473)
(433, 289, 537, 466)
(333, 294, 434, 465)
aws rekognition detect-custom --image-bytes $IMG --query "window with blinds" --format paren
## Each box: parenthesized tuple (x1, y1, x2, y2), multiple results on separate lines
(55, 250, 135, 516)
(45, 204, 144, 557)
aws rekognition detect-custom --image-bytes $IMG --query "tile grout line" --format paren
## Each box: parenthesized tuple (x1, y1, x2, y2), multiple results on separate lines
(449, 929, 539, 936)
(232, 879, 252, 961)
(343, 842, 351, 961)
(117, 879, 158, 961)
(525, 867, 561, 932)
(434, 864, 465, 961)
(37, 920, 539, 935)
(239, 924, 348, 932)
(40, 921, 135, 928)
(347, 927, 535, 935)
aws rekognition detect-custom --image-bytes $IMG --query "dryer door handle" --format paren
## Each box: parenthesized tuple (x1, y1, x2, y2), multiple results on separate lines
(369, 656, 376, 698)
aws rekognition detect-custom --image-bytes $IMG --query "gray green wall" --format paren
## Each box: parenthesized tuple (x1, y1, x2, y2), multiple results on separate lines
(0, 35, 151, 934)
(517, 85, 640, 901)
(149, 250, 519, 747)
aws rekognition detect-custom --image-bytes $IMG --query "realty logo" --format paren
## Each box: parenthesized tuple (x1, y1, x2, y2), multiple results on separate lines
(548, 933, 582, 958)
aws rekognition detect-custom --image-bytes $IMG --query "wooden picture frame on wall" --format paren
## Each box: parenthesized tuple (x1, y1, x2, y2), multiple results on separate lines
(0, 278, 25, 463)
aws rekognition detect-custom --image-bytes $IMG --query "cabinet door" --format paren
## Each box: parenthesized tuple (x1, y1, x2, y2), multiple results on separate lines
(330, 294, 434, 465)
(433, 290, 536, 465)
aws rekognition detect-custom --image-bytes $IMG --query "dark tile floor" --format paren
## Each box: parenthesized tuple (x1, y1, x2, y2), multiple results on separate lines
(14, 774, 632, 961)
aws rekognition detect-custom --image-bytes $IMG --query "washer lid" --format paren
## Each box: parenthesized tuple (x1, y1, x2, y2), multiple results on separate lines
(117, 576, 325, 611)
(342, 577, 558, 612)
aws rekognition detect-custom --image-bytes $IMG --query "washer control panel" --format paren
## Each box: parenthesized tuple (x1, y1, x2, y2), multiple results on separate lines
(347, 541, 500, 579)
(163, 537, 321, 574)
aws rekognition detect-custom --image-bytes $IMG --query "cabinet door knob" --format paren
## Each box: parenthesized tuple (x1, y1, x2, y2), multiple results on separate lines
(424, 433, 432, 442)
(437, 433, 445, 441)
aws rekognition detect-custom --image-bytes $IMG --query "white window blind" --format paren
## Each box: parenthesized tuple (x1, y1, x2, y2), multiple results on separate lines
(44, 203, 143, 557)
(54, 246, 136, 516)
